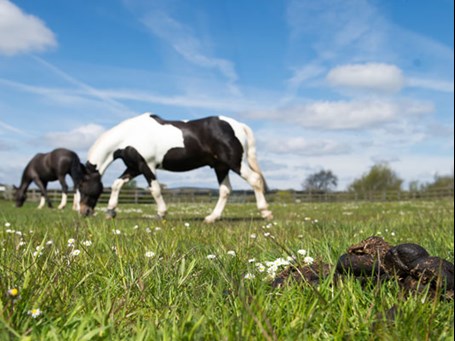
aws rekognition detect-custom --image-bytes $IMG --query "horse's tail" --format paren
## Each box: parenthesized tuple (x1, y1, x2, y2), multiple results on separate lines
(242, 123, 269, 193)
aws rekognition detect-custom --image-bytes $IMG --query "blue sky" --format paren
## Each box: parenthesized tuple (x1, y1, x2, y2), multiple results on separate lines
(0, 0, 453, 191)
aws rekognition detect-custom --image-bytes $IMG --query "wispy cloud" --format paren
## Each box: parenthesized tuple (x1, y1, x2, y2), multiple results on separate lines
(0, 0, 56, 55)
(32, 56, 133, 115)
(140, 10, 240, 95)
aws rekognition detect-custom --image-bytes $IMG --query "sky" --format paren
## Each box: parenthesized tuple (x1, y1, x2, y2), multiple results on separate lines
(0, 0, 453, 191)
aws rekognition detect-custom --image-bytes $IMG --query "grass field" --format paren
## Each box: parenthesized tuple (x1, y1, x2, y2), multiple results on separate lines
(0, 199, 453, 340)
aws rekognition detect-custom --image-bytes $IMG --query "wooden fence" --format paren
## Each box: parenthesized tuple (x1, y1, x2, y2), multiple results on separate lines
(2, 186, 453, 204)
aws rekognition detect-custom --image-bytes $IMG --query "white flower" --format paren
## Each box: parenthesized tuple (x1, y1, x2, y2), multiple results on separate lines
(391, 232, 396, 236)
(255, 263, 266, 272)
(133, 225, 139, 230)
(28, 308, 42, 318)
(18, 241, 26, 247)
(15, 231, 22, 236)
(46, 240, 53, 246)
(6, 229, 14, 234)
(145, 227, 152, 233)
(244, 273, 255, 279)
(297, 249, 307, 256)
(32, 251, 42, 258)
(207, 254, 216, 260)
(263, 232, 271, 237)
(154, 227, 162, 231)
(145, 251, 156, 258)
(4, 222, 11, 227)
(67, 238, 76, 247)
(82, 240, 92, 247)
(250, 233, 257, 239)
(304, 256, 314, 265)
(70, 249, 81, 257)
(184, 222, 190, 227)
(227, 250, 236, 256)
(248, 258, 256, 263)
(112, 229, 121, 235)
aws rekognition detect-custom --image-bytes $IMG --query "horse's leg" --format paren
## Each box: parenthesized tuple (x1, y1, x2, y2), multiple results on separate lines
(106, 169, 139, 218)
(57, 176, 68, 209)
(149, 179, 167, 219)
(34, 179, 51, 209)
(240, 164, 273, 220)
(72, 189, 81, 211)
(205, 167, 231, 223)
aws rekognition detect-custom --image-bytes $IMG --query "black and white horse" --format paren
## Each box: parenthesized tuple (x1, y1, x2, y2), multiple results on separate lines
(15, 148, 85, 210)
(78, 113, 273, 223)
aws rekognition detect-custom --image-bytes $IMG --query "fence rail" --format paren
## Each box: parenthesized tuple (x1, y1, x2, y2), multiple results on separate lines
(2, 186, 453, 204)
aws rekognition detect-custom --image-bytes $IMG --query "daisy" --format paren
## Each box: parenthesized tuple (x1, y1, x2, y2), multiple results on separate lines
(28, 308, 42, 318)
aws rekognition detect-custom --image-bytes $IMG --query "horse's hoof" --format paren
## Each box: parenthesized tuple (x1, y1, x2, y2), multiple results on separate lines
(204, 215, 218, 223)
(105, 209, 117, 219)
(261, 210, 273, 220)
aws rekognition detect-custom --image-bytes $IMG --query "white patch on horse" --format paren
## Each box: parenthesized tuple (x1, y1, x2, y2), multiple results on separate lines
(88, 113, 184, 174)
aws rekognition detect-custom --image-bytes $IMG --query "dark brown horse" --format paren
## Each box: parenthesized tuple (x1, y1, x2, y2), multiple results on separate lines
(15, 148, 85, 210)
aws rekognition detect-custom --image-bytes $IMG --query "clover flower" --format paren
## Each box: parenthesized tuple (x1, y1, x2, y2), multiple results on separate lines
(227, 250, 236, 256)
(206, 254, 216, 260)
(244, 273, 255, 280)
(297, 249, 307, 256)
(303, 256, 314, 265)
(70, 249, 81, 257)
(145, 251, 156, 258)
(82, 240, 92, 247)
(67, 238, 76, 247)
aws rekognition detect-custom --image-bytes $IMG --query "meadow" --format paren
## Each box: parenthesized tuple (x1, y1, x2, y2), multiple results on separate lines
(0, 199, 453, 340)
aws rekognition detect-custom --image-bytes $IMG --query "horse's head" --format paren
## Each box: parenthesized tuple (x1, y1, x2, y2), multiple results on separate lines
(14, 185, 26, 207)
(78, 164, 103, 216)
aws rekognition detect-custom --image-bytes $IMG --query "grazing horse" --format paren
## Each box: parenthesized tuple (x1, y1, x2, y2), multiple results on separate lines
(15, 148, 85, 210)
(78, 113, 273, 223)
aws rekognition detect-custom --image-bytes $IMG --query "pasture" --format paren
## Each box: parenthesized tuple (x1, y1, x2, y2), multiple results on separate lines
(0, 199, 453, 340)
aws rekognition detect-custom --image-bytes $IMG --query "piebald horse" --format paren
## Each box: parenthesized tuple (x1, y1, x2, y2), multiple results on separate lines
(78, 113, 273, 223)
(15, 148, 85, 210)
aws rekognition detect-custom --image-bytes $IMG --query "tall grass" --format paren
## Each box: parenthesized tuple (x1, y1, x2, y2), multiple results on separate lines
(0, 199, 453, 340)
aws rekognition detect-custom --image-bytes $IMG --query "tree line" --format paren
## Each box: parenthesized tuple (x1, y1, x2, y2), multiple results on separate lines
(302, 163, 454, 193)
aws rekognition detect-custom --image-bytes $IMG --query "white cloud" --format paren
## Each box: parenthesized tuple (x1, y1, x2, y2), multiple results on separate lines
(263, 136, 351, 156)
(248, 99, 434, 130)
(42, 124, 105, 150)
(0, 0, 56, 55)
(406, 77, 454, 93)
(327, 63, 405, 93)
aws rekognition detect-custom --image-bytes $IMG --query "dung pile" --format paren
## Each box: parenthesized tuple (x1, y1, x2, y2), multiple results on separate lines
(274, 236, 454, 300)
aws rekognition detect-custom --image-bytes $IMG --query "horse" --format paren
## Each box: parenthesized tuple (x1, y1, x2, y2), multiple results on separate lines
(78, 113, 273, 223)
(15, 148, 85, 210)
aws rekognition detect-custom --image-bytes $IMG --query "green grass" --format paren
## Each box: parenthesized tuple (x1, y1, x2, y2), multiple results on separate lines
(0, 199, 453, 340)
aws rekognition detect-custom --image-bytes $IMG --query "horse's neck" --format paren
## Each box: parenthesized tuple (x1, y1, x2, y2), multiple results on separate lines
(19, 173, 32, 192)
(87, 132, 118, 175)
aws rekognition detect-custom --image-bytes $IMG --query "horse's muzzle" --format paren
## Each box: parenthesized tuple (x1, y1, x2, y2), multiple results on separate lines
(79, 204, 94, 217)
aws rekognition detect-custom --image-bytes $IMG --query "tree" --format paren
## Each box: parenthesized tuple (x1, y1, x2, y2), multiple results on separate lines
(123, 179, 138, 190)
(422, 173, 454, 192)
(348, 163, 403, 192)
(302, 170, 338, 193)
